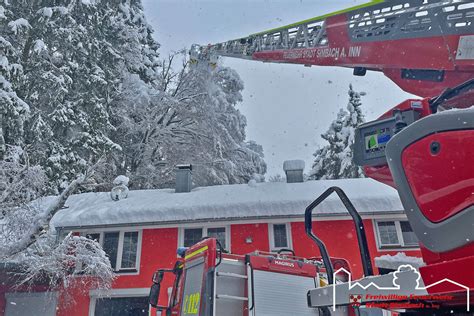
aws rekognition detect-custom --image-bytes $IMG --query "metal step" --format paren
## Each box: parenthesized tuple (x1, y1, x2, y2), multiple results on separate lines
(216, 294, 248, 301)
(216, 272, 247, 279)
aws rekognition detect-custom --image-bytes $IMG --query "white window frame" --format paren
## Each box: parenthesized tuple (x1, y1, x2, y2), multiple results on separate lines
(82, 230, 142, 274)
(178, 225, 230, 252)
(374, 220, 419, 250)
(268, 223, 293, 251)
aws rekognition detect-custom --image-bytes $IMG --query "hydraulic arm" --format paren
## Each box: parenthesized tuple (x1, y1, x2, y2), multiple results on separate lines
(191, 0, 474, 97)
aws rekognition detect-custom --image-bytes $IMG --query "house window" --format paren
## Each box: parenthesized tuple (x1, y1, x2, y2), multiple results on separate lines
(94, 296, 149, 316)
(377, 222, 399, 246)
(376, 220, 418, 248)
(103, 232, 120, 270)
(184, 228, 203, 247)
(400, 221, 418, 246)
(85, 233, 101, 242)
(121, 232, 139, 269)
(181, 226, 229, 250)
(207, 227, 226, 248)
(269, 223, 292, 250)
(84, 230, 141, 273)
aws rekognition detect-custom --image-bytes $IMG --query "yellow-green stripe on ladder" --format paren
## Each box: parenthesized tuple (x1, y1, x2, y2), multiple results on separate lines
(250, 0, 385, 36)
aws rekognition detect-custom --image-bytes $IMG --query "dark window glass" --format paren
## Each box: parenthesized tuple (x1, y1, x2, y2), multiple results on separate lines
(121, 232, 138, 269)
(207, 227, 226, 248)
(184, 228, 203, 247)
(377, 221, 399, 245)
(273, 224, 288, 248)
(400, 221, 418, 246)
(85, 233, 100, 242)
(103, 232, 119, 270)
(94, 297, 149, 316)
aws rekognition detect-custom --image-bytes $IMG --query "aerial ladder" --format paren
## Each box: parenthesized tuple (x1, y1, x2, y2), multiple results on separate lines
(150, 0, 474, 314)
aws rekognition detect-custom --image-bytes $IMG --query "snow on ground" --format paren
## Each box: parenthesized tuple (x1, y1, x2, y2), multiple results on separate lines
(50, 178, 403, 229)
(375, 252, 425, 270)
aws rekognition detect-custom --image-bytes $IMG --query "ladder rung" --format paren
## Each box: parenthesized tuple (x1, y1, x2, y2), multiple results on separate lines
(216, 295, 248, 301)
(216, 272, 247, 279)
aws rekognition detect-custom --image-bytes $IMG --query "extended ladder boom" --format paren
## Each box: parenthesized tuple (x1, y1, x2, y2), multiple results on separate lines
(192, 0, 474, 97)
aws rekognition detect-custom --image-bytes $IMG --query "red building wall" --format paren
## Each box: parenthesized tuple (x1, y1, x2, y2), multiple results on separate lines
(291, 219, 421, 279)
(230, 223, 270, 254)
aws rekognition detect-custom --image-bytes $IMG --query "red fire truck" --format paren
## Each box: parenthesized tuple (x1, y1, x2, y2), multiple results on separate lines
(149, 238, 352, 315)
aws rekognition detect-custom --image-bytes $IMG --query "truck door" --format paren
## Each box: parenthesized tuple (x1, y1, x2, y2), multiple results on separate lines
(179, 238, 218, 316)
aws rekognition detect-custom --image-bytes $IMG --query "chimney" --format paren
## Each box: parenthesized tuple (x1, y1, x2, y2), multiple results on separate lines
(283, 160, 305, 183)
(175, 164, 192, 193)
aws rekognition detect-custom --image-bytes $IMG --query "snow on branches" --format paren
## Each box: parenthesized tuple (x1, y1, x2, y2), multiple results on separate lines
(310, 84, 365, 180)
(113, 52, 266, 189)
(0, 149, 114, 294)
(19, 234, 115, 296)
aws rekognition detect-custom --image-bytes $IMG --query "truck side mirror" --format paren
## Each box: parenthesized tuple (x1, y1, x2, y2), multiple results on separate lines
(149, 270, 166, 309)
(149, 283, 161, 308)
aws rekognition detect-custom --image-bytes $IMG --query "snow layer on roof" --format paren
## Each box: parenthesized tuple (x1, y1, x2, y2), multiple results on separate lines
(51, 178, 403, 228)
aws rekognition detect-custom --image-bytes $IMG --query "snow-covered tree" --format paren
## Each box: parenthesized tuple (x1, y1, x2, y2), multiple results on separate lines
(0, 1, 117, 190)
(0, 147, 45, 216)
(181, 63, 267, 186)
(113, 52, 266, 189)
(0, 4, 30, 158)
(0, 0, 165, 192)
(309, 84, 365, 180)
(339, 84, 365, 178)
(0, 148, 114, 292)
(309, 109, 347, 179)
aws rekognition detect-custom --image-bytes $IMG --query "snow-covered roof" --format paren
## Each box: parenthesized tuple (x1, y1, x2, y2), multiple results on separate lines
(51, 178, 403, 229)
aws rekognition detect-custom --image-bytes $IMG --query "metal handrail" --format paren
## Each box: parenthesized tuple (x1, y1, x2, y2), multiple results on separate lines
(305, 186, 374, 285)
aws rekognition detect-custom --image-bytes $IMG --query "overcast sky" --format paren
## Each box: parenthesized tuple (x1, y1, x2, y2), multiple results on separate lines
(142, 0, 415, 177)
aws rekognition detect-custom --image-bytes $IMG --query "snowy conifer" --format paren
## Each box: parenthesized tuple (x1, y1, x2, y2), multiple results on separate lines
(0, 0, 166, 191)
(339, 84, 365, 178)
(309, 109, 347, 179)
(310, 84, 365, 179)
(0, 4, 30, 158)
